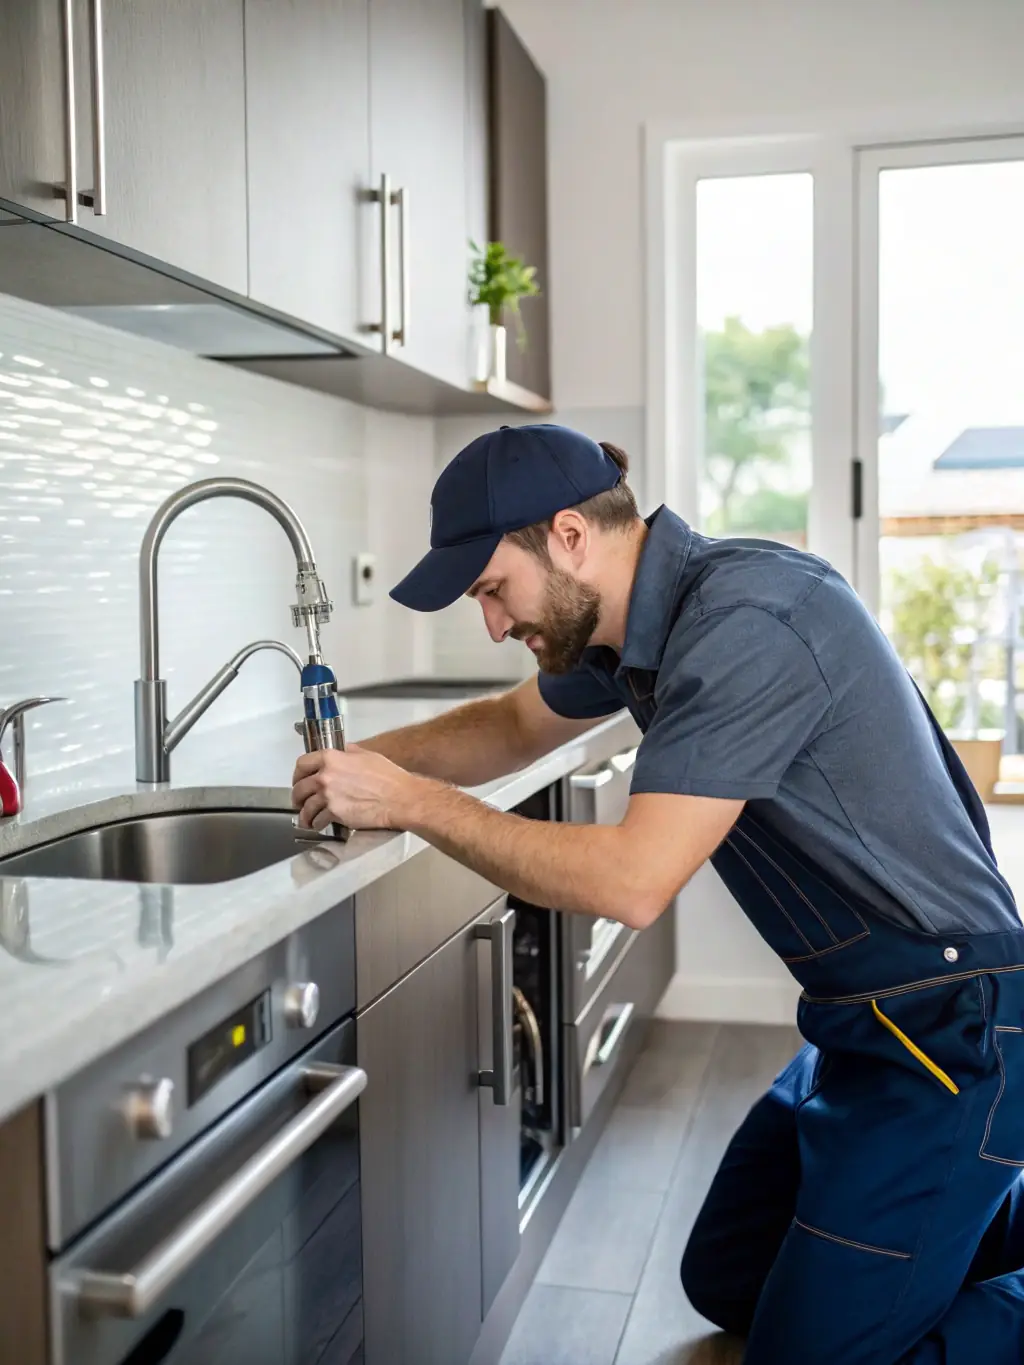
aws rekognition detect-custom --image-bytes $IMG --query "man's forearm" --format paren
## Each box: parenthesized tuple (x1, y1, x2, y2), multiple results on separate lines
(357, 695, 528, 787)
(400, 776, 653, 927)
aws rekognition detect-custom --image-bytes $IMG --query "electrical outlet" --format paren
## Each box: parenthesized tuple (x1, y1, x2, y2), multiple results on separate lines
(353, 552, 377, 606)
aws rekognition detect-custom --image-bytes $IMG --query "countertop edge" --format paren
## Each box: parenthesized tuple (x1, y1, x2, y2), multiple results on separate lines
(0, 711, 638, 1124)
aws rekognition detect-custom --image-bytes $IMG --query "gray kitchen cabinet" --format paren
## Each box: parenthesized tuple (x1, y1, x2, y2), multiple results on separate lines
(0, 0, 70, 218)
(0, 1102, 47, 1365)
(358, 895, 519, 1365)
(368, 0, 477, 387)
(487, 7, 551, 400)
(72, 0, 249, 292)
(245, 0, 375, 345)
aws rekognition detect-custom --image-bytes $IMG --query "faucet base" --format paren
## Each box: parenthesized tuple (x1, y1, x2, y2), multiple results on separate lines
(135, 678, 169, 784)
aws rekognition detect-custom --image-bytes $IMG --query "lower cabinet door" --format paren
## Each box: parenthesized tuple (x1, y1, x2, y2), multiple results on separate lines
(358, 895, 519, 1364)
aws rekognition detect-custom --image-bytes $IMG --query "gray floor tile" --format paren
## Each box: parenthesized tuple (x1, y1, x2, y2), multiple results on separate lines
(498, 1284, 632, 1365)
(537, 1183, 666, 1294)
(618, 1023, 720, 1110)
(580, 1104, 695, 1195)
(614, 1026, 798, 1365)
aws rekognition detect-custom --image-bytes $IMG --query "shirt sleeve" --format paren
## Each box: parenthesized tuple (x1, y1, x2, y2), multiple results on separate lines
(537, 663, 625, 720)
(630, 606, 833, 801)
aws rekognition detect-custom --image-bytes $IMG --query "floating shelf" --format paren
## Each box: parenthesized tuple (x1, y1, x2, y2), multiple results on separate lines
(471, 377, 553, 415)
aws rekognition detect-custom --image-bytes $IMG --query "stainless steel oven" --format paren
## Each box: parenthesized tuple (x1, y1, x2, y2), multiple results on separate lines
(48, 898, 366, 1365)
(561, 746, 638, 1022)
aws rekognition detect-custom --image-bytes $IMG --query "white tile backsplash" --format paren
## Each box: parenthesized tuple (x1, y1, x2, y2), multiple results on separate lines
(0, 293, 435, 779)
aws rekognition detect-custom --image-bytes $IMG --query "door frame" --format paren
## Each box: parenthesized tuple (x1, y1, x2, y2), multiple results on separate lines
(854, 133, 1024, 615)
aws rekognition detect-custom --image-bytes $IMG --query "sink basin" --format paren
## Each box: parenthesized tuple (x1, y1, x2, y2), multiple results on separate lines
(0, 809, 312, 885)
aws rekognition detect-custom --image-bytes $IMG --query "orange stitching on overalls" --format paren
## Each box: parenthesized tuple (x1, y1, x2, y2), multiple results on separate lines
(793, 1218, 912, 1261)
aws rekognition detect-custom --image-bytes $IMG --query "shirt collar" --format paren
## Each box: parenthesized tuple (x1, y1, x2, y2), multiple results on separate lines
(617, 506, 693, 673)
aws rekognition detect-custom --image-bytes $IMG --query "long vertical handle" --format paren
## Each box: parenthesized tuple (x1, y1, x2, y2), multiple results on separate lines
(369, 173, 393, 354)
(391, 185, 409, 347)
(55, 0, 79, 223)
(476, 903, 515, 1106)
(81, 0, 107, 214)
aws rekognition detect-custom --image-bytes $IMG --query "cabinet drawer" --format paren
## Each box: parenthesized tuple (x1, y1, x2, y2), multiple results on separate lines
(565, 915, 673, 1130)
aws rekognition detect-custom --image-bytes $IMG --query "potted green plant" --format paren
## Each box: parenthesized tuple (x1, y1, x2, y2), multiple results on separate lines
(468, 240, 540, 383)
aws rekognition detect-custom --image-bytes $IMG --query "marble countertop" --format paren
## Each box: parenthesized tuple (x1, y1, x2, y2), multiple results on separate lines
(0, 696, 637, 1124)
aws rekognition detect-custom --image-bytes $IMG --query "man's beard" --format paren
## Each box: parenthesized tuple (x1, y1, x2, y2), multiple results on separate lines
(511, 568, 601, 674)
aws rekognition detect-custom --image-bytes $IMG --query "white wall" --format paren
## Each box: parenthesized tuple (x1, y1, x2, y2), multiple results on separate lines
(494, 0, 1024, 1022)
(0, 293, 434, 784)
(502, 0, 1024, 412)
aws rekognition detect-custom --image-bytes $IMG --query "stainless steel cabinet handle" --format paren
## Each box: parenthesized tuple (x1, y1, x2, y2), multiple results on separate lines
(590, 1001, 635, 1070)
(610, 748, 639, 776)
(571, 747, 639, 792)
(70, 1062, 367, 1319)
(79, 0, 107, 213)
(367, 173, 393, 353)
(54, 0, 79, 223)
(571, 766, 614, 791)
(391, 185, 409, 346)
(476, 902, 515, 1106)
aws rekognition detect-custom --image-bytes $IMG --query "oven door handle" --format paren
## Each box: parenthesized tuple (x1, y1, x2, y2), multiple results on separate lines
(69, 1062, 367, 1320)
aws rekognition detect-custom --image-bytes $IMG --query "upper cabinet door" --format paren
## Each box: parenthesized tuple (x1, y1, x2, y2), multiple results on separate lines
(488, 8, 551, 401)
(245, 0, 375, 346)
(73, 0, 248, 293)
(0, 1, 74, 219)
(369, 0, 473, 388)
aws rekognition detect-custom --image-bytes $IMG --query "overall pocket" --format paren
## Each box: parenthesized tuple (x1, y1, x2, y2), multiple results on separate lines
(980, 1027, 1024, 1166)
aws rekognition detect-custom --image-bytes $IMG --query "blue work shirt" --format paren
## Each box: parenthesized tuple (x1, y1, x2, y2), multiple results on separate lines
(538, 507, 1020, 937)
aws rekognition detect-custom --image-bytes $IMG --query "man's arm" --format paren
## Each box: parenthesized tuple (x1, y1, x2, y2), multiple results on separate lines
(355, 676, 600, 787)
(291, 748, 742, 928)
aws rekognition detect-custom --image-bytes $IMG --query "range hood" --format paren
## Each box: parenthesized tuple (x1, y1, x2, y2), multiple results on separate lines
(0, 199, 352, 361)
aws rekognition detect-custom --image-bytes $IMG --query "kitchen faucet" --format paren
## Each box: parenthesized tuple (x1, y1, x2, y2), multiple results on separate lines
(0, 696, 66, 816)
(135, 477, 346, 806)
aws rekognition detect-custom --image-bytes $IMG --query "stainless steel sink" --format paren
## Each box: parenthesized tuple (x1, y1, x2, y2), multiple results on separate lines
(0, 809, 310, 885)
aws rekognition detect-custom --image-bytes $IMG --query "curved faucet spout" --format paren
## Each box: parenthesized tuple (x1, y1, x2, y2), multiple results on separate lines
(139, 477, 317, 681)
(163, 640, 304, 755)
(134, 478, 332, 785)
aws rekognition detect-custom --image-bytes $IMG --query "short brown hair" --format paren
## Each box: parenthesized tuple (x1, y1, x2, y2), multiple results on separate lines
(506, 442, 640, 560)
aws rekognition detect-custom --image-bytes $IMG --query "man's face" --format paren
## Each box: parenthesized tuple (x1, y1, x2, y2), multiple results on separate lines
(467, 537, 600, 675)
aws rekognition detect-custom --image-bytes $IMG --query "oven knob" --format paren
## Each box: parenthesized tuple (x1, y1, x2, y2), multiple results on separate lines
(283, 981, 320, 1030)
(123, 1077, 174, 1140)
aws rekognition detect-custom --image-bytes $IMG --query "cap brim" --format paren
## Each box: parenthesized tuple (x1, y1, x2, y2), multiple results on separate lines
(389, 533, 502, 612)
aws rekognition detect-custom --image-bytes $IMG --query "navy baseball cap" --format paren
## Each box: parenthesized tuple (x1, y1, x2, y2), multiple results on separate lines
(390, 424, 622, 612)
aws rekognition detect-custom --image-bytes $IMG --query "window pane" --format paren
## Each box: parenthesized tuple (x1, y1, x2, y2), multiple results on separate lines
(876, 159, 1024, 770)
(695, 173, 813, 545)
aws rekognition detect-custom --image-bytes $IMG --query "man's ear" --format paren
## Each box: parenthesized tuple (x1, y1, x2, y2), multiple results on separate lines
(549, 509, 590, 564)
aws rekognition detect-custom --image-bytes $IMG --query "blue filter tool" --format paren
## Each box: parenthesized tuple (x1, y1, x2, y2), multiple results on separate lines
(298, 660, 348, 841)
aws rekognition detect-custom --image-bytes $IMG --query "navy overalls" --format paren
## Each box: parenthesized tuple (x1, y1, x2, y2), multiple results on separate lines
(539, 509, 1024, 1362)
(686, 771, 1024, 1364)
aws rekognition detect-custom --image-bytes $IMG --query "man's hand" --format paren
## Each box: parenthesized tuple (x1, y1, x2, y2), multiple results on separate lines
(291, 746, 426, 832)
